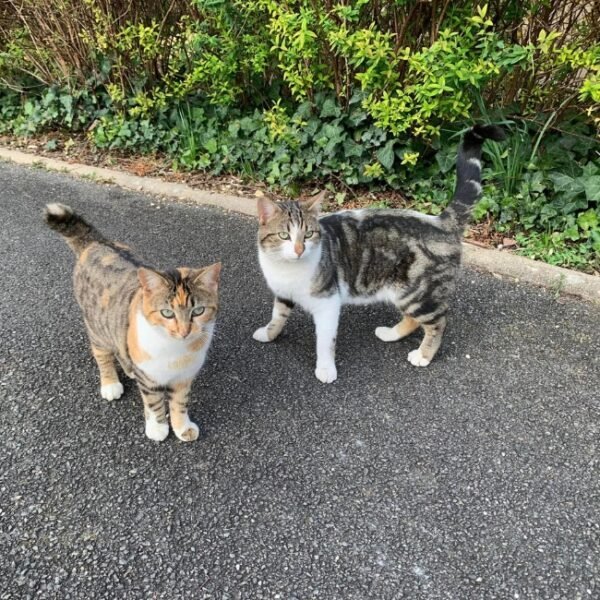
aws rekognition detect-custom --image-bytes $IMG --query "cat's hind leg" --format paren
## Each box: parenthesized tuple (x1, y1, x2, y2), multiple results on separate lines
(407, 315, 447, 367)
(375, 315, 420, 342)
(168, 380, 199, 442)
(253, 297, 294, 342)
(139, 385, 169, 442)
(91, 344, 124, 400)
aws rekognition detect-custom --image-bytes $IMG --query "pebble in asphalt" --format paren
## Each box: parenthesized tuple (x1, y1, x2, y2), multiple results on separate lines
(0, 162, 599, 599)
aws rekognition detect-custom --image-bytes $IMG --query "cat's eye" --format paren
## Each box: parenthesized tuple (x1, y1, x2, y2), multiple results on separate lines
(191, 306, 205, 317)
(160, 309, 175, 318)
(305, 230, 314, 239)
(278, 232, 290, 240)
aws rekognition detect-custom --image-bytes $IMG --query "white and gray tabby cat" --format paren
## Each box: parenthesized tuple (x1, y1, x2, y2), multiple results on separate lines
(253, 124, 505, 383)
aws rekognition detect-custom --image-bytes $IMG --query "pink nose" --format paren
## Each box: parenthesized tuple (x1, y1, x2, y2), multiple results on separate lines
(294, 242, 304, 256)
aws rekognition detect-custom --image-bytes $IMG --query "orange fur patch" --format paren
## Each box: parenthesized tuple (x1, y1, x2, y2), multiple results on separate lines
(396, 316, 420, 337)
(127, 291, 152, 363)
(167, 354, 196, 370)
(174, 284, 189, 308)
(187, 337, 206, 352)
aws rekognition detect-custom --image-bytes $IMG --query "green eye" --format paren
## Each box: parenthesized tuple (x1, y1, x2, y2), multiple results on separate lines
(278, 232, 290, 240)
(191, 306, 205, 317)
(160, 309, 175, 319)
(305, 230, 314, 239)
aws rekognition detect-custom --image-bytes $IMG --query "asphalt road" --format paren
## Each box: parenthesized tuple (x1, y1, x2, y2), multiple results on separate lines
(1, 162, 599, 600)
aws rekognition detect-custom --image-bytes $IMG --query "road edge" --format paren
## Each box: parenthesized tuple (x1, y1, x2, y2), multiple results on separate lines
(2, 146, 599, 306)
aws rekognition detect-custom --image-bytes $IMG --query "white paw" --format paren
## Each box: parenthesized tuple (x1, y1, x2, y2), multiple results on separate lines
(253, 326, 271, 343)
(375, 326, 400, 342)
(315, 364, 337, 383)
(174, 421, 199, 442)
(407, 349, 431, 367)
(101, 382, 124, 401)
(145, 419, 169, 442)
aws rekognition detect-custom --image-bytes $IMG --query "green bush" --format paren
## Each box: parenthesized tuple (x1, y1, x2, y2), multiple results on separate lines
(1, 1, 598, 135)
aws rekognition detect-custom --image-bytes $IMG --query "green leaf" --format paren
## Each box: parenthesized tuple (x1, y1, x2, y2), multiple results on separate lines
(60, 94, 73, 114)
(548, 173, 584, 194)
(320, 98, 341, 119)
(582, 176, 600, 202)
(435, 146, 456, 173)
(376, 140, 395, 171)
(343, 139, 363, 158)
(240, 117, 260, 133)
(203, 138, 218, 154)
(347, 107, 367, 127)
(577, 209, 599, 232)
(581, 162, 600, 178)
(294, 101, 313, 120)
(563, 225, 580, 241)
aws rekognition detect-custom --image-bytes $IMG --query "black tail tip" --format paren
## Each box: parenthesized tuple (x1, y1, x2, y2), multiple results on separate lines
(470, 124, 507, 142)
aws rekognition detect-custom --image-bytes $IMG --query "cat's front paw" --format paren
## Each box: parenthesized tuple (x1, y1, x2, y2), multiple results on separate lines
(407, 349, 431, 367)
(252, 326, 272, 343)
(101, 382, 124, 401)
(315, 364, 337, 383)
(145, 419, 169, 442)
(174, 421, 200, 442)
(375, 326, 400, 342)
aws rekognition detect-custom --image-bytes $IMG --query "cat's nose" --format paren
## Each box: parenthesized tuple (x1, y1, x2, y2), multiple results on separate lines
(294, 242, 304, 256)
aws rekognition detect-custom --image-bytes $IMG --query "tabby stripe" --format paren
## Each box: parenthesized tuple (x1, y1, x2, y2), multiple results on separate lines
(276, 297, 295, 309)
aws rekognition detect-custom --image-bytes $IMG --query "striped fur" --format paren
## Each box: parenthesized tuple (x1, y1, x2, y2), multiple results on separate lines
(254, 125, 505, 381)
(45, 204, 221, 442)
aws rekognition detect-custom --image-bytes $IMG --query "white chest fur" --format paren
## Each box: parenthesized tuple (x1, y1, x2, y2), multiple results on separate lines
(133, 312, 213, 386)
(258, 248, 321, 310)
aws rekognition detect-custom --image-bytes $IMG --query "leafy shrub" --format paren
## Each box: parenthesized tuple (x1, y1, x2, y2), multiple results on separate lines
(1, 1, 598, 137)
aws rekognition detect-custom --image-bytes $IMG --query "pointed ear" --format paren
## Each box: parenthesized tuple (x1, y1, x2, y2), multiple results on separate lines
(300, 190, 327, 214)
(257, 198, 281, 225)
(138, 268, 169, 293)
(192, 262, 221, 292)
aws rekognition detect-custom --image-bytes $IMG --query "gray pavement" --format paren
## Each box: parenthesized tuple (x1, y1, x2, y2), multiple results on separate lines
(0, 161, 599, 599)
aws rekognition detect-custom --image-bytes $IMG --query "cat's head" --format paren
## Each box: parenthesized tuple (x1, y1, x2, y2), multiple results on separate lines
(256, 192, 325, 261)
(137, 263, 221, 339)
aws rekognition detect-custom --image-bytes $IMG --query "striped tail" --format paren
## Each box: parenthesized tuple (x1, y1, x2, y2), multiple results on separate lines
(441, 124, 506, 229)
(44, 203, 104, 255)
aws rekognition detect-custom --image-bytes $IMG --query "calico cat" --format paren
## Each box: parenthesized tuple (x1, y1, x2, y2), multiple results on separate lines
(253, 124, 505, 383)
(45, 203, 221, 441)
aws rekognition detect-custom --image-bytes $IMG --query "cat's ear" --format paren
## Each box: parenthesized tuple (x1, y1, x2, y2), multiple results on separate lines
(138, 268, 170, 293)
(300, 190, 327, 214)
(191, 262, 221, 292)
(257, 198, 281, 225)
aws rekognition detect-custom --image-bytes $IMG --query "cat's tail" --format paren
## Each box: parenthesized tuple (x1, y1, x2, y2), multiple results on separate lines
(44, 203, 104, 255)
(440, 124, 506, 230)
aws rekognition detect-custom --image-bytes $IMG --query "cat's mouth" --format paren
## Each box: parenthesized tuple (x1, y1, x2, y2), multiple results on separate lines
(169, 327, 211, 341)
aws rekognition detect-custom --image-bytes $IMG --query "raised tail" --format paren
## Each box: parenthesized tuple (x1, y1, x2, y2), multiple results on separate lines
(44, 203, 104, 255)
(441, 124, 506, 229)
